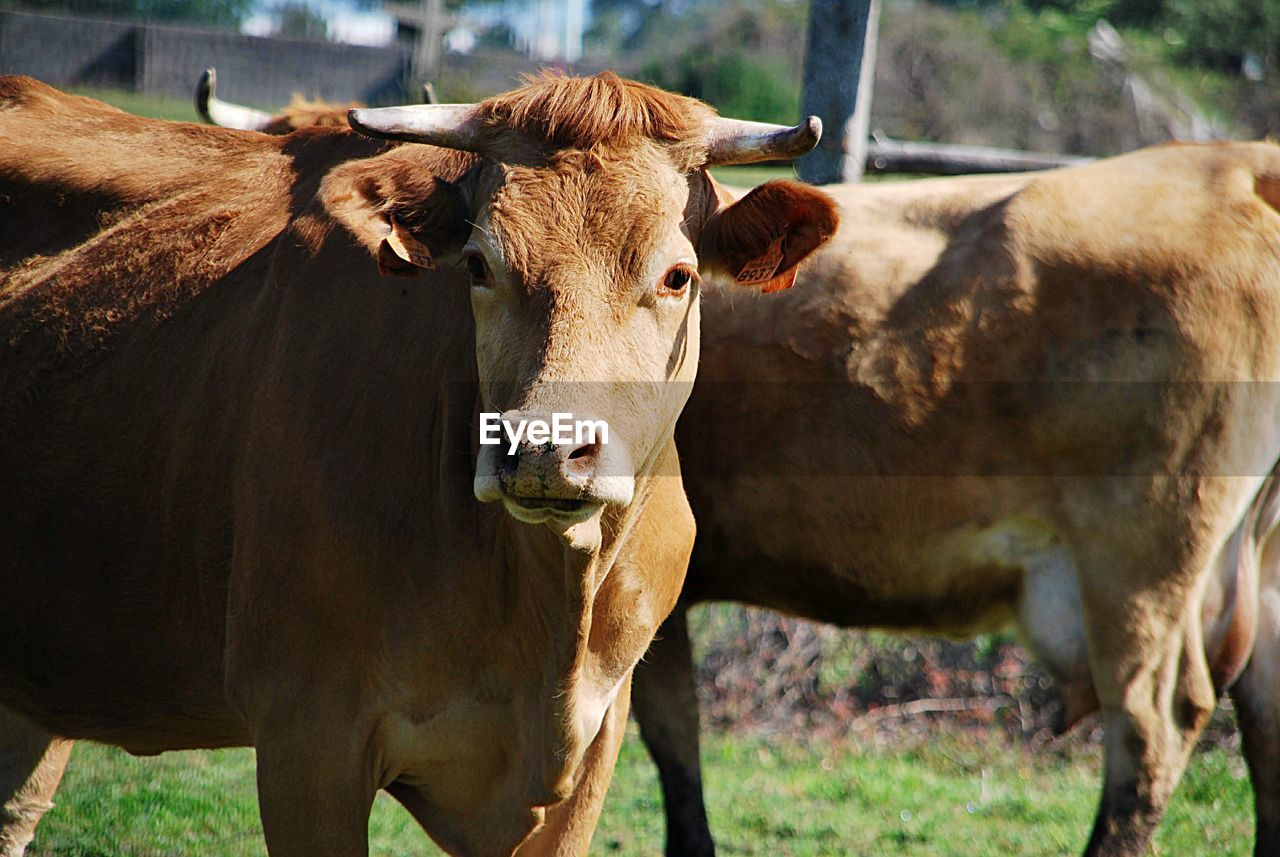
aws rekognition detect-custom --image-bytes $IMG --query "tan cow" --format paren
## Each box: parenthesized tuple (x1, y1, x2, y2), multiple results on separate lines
(0, 73, 836, 856)
(631, 143, 1280, 857)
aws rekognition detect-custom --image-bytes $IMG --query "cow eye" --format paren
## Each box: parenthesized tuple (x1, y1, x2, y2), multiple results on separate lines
(659, 264, 697, 297)
(464, 254, 489, 287)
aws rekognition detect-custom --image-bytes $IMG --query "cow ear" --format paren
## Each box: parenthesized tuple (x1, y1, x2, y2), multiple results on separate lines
(321, 157, 471, 279)
(699, 179, 839, 293)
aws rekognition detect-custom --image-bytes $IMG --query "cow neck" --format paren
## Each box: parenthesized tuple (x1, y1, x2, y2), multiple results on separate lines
(463, 388, 660, 800)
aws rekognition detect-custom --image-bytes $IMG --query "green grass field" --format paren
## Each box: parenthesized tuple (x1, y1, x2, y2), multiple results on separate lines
(66, 88, 201, 124)
(27, 725, 1252, 856)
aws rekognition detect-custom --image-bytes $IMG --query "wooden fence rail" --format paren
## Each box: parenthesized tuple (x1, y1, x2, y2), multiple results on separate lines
(865, 137, 1093, 175)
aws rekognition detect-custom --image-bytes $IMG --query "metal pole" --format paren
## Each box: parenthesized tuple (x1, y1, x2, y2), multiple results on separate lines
(797, 0, 881, 185)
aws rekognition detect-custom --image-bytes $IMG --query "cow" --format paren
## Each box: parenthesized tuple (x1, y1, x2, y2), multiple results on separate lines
(194, 67, 436, 134)
(0, 72, 838, 856)
(629, 143, 1280, 857)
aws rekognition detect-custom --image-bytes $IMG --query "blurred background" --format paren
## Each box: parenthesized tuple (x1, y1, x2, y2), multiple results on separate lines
(1, 0, 1276, 153)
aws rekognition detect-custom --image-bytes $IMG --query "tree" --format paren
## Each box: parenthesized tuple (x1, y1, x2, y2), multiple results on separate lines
(614, 0, 807, 124)
(1165, 0, 1280, 77)
(275, 0, 327, 40)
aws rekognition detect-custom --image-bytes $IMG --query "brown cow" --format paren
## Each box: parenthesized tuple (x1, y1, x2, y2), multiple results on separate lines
(631, 144, 1280, 857)
(0, 73, 837, 856)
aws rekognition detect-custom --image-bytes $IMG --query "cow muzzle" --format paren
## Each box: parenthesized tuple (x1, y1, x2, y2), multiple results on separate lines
(474, 410, 635, 525)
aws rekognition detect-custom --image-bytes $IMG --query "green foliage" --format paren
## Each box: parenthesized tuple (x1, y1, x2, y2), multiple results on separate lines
(1164, 0, 1280, 74)
(989, 0, 1280, 79)
(642, 49, 800, 126)
(593, 0, 807, 124)
(581, 0, 1280, 145)
(15, 0, 253, 26)
(273, 1, 327, 40)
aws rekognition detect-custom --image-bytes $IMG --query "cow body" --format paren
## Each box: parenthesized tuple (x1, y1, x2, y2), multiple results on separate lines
(0, 76, 834, 856)
(633, 144, 1280, 856)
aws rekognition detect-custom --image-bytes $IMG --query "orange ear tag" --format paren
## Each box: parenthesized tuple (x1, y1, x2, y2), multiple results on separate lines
(735, 234, 785, 285)
(385, 215, 436, 270)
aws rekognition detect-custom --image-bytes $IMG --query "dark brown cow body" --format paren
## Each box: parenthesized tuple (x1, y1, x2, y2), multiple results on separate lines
(0, 75, 835, 856)
(632, 145, 1280, 857)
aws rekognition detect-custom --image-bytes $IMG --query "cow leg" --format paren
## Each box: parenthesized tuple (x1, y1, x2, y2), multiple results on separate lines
(1078, 550, 1217, 856)
(1232, 631, 1280, 855)
(632, 605, 715, 857)
(253, 730, 376, 857)
(515, 679, 633, 856)
(1229, 531, 1280, 856)
(0, 706, 72, 857)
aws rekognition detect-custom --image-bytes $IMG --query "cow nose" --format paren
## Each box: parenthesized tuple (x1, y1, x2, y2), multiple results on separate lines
(501, 437, 597, 494)
(473, 411, 633, 512)
(488, 410, 608, 500)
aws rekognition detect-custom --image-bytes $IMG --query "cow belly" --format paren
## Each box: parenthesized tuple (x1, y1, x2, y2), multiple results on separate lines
(0, 613, 243, 753)
(0, 538, 241, 750)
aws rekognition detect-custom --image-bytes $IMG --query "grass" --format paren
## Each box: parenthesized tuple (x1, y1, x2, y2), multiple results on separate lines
(710, 164, 800, 187)
(66, 88, 200, 124)
(27, 725, 1252, 856)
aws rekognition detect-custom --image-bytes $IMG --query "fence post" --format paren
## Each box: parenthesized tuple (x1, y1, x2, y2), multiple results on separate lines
(412, 0, 445, 79)
(797, 0, 881, 185)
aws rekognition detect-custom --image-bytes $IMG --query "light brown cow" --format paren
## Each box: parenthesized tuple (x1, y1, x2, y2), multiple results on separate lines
(631, 143, 1280, 857)
(0, 73, 837, 856)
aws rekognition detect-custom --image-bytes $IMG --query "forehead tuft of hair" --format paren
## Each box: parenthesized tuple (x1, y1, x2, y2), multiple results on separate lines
(475, 70, 716, 170)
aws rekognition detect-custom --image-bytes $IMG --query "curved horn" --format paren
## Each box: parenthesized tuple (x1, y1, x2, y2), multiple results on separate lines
(347, 104, 483, 151)
(195, 68, 274, 132)
(703, 116, 822, 166)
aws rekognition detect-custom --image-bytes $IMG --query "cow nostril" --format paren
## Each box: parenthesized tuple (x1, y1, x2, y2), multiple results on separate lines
(564, 441, 600, 480)
(567, 441, 597, 461)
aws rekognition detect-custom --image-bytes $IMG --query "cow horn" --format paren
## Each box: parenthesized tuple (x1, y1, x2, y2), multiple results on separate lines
(346, 104, 483, 151)
(195, 68, 274, 132)
(703, 116, 823, 166)
(347, 104, 823, 165)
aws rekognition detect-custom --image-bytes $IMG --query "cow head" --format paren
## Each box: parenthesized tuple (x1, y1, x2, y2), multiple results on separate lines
(327, 72, 838, 535)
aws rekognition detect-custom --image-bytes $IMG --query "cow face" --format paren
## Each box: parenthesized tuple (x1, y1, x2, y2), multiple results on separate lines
(330, 73, 839, 533)
(461, 149, 703, 528)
